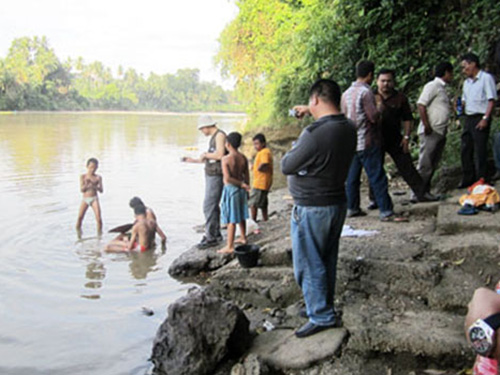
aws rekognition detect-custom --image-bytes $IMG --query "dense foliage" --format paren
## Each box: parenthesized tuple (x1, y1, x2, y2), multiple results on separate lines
(217, 0, 500, 127)
(0, 36, 239, 112)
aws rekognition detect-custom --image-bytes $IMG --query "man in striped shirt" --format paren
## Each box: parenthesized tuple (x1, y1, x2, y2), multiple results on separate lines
(341, 61, 398, 221)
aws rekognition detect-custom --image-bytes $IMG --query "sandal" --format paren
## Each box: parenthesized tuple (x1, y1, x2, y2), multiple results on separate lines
(381, 215, 409, 223)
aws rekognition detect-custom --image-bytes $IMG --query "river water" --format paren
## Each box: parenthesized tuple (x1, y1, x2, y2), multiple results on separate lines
(0, 112, 244, 375)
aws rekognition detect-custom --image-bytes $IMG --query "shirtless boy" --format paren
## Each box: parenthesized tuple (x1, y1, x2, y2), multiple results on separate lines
(76, 158, 103, 235)
(105, 204, 156, 253)
(218, 132, 250, 254)
(129, 197, 167, 248)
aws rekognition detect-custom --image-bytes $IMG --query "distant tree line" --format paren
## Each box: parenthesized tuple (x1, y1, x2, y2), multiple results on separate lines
(0, 36, 240, 112)
(216, 0, 500, 127)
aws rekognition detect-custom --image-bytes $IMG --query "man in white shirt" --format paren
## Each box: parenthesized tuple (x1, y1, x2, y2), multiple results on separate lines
(459, 53, 497, 187)
(417, 62, 454, 196)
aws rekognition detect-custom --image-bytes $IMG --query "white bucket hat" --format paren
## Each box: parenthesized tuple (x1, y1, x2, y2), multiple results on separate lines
(197, 115, 217, 130)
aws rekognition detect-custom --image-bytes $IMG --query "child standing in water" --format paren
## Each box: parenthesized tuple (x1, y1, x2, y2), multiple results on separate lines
(76, 158, 103, 235)
(217, 132, 250, 254)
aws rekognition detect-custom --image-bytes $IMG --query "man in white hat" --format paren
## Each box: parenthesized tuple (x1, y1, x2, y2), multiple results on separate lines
(182, 115, 227, 248)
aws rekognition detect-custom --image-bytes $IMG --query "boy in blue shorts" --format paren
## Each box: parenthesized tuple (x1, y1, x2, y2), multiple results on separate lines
(217, 132, 250, 254)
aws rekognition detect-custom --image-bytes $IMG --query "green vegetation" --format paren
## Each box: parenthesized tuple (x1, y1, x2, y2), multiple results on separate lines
(217, 0, 500, 128)
(0, 36, 240, 112)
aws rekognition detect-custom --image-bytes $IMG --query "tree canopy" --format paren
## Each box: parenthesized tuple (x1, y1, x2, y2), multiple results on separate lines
(0, 36, 239, 112)
(217, 0, 500, 127)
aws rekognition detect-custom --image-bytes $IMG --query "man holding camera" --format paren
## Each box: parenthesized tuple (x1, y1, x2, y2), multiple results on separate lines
(282, 79, 356, 338)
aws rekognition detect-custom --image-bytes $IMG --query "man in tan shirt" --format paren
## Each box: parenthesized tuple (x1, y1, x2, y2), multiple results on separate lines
(417, 62, 454, 196)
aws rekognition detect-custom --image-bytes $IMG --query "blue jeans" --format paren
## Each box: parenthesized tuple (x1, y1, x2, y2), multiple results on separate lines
(291, 204, 346, 326)
(347, 146, 393, 218)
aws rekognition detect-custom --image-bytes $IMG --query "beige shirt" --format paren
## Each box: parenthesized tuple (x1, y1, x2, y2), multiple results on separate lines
(417, 77, 451, 136)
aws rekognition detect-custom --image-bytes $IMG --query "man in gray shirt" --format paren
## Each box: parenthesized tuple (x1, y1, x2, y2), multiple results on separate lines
(459, 53, 497, 187)
(282, 79, 356, 338)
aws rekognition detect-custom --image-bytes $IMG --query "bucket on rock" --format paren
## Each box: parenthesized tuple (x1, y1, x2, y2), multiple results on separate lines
(234, 244, 260, 268)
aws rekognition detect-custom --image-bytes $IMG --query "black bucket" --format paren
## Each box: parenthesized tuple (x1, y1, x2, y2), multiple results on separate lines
(234, 244, 260, 268)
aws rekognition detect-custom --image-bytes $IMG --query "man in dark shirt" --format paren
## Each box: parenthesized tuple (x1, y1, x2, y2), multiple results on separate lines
(368, 69, 437, 208)
(282, 79, 356, 338)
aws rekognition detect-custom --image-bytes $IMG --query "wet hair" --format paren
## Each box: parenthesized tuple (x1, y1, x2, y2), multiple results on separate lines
(377, 68, 395, 79)
(129, 197, 145, 209)
(87, 157, 99, 167)
(309, 79, 341, 108)
(227, 132, 242, 149)
(133, 204, 146, 216)
(252, 133, 266, 145)
(435, 62, 453, 78)
(461, 53, 480, 68)
(356, 60, 375, 78)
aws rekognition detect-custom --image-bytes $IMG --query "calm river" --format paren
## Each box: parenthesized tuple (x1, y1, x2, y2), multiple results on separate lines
(0, 112, 244, 375)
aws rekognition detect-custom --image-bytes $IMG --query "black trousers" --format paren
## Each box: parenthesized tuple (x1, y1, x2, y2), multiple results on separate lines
(369, 135, 425, 201)
(461, 114, 490, 184)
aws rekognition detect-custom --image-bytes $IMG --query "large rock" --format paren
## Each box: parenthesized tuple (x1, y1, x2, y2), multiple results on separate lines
(168, 247, 234, 277)
(151, 288, 252, 375)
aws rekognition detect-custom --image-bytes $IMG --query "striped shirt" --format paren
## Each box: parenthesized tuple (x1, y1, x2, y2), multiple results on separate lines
(341, 81, 379, 151)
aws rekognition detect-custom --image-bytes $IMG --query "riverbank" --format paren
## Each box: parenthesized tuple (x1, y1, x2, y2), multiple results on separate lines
(160, 175, 500, 374)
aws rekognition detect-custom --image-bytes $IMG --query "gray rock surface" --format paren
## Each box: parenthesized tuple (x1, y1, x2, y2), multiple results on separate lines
(247, 328, 347, 369)
(164, 181, 500, 374)
(151, 288, 251, 375)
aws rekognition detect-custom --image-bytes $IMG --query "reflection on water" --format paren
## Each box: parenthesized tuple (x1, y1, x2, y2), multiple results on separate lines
(0, 112, 244, 375)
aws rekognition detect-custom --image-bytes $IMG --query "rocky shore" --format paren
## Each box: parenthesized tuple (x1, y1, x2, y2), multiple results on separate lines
(152, 170, 500, 374)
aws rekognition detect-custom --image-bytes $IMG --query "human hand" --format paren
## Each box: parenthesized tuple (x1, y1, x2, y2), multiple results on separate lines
(180, 156, 188, 162)
(401, 138, 410, 154)
(241, 182, 250, 192)
(293, 105, 310, 119)
(424, 126, 433, 136)
(476, 119, 488, 130)
(200, 152, 207, 161)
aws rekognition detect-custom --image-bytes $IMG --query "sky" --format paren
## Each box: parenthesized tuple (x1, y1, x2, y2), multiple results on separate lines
(0, 0, 238, 88)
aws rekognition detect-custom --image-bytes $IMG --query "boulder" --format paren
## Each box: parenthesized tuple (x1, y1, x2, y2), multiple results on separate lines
(151, 288, 252, 375)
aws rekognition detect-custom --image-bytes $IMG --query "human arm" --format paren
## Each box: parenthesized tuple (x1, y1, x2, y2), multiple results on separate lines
(156, 224, 167, 244)
(181, 156, 204, 163)
(418, 104, 433, 135)
(281, 130, 317, 175)
(80, 174, 89, 193)
(476, 100, 495, 130)
(97, 175, 103, 193)
(362, 91, 380, 125)
(400, 120, 412, 153)
(128, 225, 138, 251)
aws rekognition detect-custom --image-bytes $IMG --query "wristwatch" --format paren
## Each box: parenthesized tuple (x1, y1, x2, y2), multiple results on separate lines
(468, 312, 500, 356)
(483, 115, 489, 120)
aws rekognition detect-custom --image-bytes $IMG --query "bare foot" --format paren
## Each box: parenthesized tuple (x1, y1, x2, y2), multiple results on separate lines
(234, 237, 247, 245)
(217, 246, 234, 254)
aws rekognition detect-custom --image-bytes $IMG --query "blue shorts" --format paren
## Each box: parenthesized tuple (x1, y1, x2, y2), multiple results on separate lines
(220, 184, 249, 224)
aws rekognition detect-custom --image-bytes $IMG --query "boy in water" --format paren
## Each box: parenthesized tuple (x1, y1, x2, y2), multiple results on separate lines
(105, 204, 157, 253)
(76, 158, 103, 235)
(129, 197, 167, 248)
(249, 133, 273, 222)
(217, 132, 250, 254)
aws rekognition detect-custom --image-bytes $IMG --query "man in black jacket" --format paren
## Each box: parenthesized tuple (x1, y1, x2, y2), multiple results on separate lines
(282, 79, 357, 338)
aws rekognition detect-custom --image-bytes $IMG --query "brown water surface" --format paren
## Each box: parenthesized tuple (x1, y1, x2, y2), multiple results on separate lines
(0, 112, 244, 375)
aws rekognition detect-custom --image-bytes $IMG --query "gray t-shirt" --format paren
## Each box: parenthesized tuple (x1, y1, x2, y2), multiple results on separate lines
(281, 114, 357, 206)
